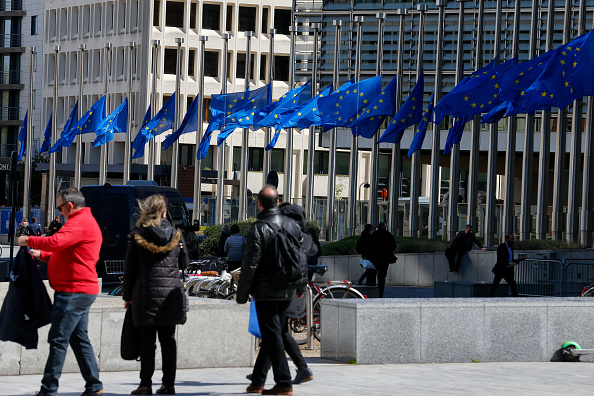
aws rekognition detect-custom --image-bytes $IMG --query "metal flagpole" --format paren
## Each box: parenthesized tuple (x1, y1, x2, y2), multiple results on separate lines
(428, 0, 446, 239)
(536, 0, 555, 240)
(347, 16, 364, 236)
(580, 17, 594, 247)
(215, 34, 230, 225)
(467, 0, 485, 231)
(447, 1, 464, 241)
(238, 31, 253, 220)
(171, 37, 184, 188)
(47, 45, 60, 227)
(327, 20, 342, 241)
(263, 29, 276, 188)
(74, 44, 87, 189)
(306, 23, 320, 220)
(370, 13, 386, 229)
(148, 40, 160, 182)
(388, 9, 407, 236)
(566, 1, 586, 243)
(519, 0, 539, 241)
(193, 36, 208, 224)
(284, 25, 296, 205)
(23, 47, 35, 218)
(503, 0, 521, 239)
(123, 42, 136, 184)
(484, 0, 502, 246)
(98, 43, 111, 186)
(409, 6, 426, 237)
(551, 0, 572, 240)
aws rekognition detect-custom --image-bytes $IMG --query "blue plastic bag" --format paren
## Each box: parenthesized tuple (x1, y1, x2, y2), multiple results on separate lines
(248, 300, 261, 339)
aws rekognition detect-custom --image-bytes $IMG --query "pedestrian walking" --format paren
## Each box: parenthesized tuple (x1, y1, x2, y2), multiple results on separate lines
(27, 216, 43, 236)
(18, 188, 103, 396)
(363, 222, 397, 298)
(47, 216, 63, 236)
(16, 217, 29, 237)
(489, 233, 522, 297)
(224, 224, 246, 271)
(355, 224, 375, 286)
(122, 194, 189, 395)
(445, 224, 486, 272)
(217, 224, 232, 257)
(237, 186, 317, 395)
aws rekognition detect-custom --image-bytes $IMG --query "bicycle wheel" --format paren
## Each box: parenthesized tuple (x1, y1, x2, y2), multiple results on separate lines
(312, 286, 364, 342)
(224, 291, 237, 301)
(108, 285, 123, 296)
(581, 286, 594, 297)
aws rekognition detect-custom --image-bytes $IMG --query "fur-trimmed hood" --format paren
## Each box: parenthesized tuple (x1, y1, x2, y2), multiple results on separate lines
(133, 220, 181, 254)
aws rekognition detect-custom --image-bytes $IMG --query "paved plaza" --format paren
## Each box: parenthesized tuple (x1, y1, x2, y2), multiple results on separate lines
(0, 359, 591, 395)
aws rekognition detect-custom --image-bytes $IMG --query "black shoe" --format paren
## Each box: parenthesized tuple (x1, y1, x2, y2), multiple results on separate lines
(246, 373, 253, 381)
(156, 385, 175, 394)
(291, 368, 314, 385)
(131, 386, 152, 395)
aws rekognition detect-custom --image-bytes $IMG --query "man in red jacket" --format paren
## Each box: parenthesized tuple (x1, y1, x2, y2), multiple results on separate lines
(19, 188, 103, 396)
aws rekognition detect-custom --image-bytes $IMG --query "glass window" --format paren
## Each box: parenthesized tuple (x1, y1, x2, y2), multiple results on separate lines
(226, 5, 233, 32)
(31, 16, 37, 35)
(204, 51, 219, 77)
(236, 53, 255, 80)
(153, 0, 160, 26)
(303, 149, 308, 174)
(249, 147, 264, 171)
(260, 54, 267, 81)
(233, 146, 241, 171)
(274, 9, 291, 35)
(314, 151, 328, 174)
(271, 148, 284, 171)
(262, 8, 269, 33)
(336, 152, 350, 176)
(202, 4, 220, 30)
(188, 48, 196, 77)
(190, 2, 197, 29)
(165, 1, 184, 28)
(238, 6, 256, 32)
(163, 48, 177, 75)
(274, 55, 290, 81)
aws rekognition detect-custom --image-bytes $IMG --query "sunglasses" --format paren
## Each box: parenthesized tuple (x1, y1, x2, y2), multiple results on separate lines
(57, 202, 70, 211)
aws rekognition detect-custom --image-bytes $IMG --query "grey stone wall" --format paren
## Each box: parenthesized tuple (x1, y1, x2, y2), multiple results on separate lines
(320, 298, 594, 364)
(0, 295, 254, 376)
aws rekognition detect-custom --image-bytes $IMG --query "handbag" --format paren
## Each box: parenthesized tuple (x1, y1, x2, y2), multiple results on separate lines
(360, 258, 376, 270)
(120, 309, 140, 361)
(248, 300, 262, 339)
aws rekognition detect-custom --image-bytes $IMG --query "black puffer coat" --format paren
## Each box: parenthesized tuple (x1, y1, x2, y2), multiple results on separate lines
(237, 207, 316, 303)
(122, 219, 189, 327)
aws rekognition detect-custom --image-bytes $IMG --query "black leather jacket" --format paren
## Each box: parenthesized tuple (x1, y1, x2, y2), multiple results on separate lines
(237, 207, 308, 303)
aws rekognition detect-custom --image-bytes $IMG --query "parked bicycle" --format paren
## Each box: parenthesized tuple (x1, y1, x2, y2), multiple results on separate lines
(183, 257, 239, 300)
(580, 283, 594, 297)
(288, 265, 365, 343)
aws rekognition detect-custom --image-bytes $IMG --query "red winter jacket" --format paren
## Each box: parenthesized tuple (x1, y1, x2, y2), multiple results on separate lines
(27, 207, 102, 294)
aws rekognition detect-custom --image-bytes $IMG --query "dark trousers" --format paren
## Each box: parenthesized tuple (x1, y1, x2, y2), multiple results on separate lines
(377, 266, 388, 298)
(251, 300, 292, 388)
(356, 269, 377, 286)
(446, 248, 465, 272)
(40, 292, 102, 396)
(252, 306, 308, 380)
(138, 325, 177, 387)
(489, 268, 519, 297)
(227, 260, 242, 272)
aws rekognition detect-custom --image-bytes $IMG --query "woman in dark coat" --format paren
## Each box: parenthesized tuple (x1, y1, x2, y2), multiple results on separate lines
(123, 194, 189, 395)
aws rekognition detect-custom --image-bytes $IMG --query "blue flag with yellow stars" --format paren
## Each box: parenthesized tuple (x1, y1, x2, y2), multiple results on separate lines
(433, 58, 516, 123)
(521, 30, 594, 113)
(129, 105, 152, 159)
(51, 97, 106, 153)
(280, 85, 333, 130)
(39, 113, 52, 154)
(443, 116, 471, 155)
(480, 101, 508, 124)
(132, 94, 175, 159)
(17, 111, 27, 160)
(318, 76, 382, 128)
(348, 75, 398, 139)
(48, 101, 78, 153)
(254, 79, 312, 131)
(378, 73, 425, 144)
(407, 92, 435, 158)
(162, 97, 199, 150)
(93, 98, 128, 147)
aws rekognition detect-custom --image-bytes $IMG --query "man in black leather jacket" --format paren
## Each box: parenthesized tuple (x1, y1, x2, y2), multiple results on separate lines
(237, 186, 309, 396)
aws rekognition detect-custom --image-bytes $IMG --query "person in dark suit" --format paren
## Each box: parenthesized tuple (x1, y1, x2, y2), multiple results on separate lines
(363, 222, 397, 298)
(446, 224, 487, 272)
(489, 233, 521, 297)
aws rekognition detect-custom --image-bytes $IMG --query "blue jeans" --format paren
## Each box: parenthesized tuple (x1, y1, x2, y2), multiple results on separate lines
(39, 292, 102, 395)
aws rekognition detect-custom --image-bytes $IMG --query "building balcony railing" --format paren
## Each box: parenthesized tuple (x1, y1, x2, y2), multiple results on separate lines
(0, 107, 21, 121)
(0, 1, 23, 12)
(0, 34, 22, 48)
(0, 70, 20, 85)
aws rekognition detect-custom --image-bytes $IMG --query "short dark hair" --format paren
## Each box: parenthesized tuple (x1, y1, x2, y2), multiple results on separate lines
(465, 224, 472, 229)
(364, 224, 373, 232)
(377, 222, 387, 230)
(230, 224, 240, 234)
(31, 216, 37, 223)
(505, 233, 515, 241)
(258, 185, 278, 210)
(58, 187, 86, 209)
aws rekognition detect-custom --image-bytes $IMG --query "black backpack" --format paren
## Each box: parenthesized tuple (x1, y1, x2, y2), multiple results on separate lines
(262, 217, 308, 290)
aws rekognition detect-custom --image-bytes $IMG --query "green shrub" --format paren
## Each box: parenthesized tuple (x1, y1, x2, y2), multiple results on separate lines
(321, 235, 449, 256)
(514, 238, 584, 250)
(321, 236, 358, 256)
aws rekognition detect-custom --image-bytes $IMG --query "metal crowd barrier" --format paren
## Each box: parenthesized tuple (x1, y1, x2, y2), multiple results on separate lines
(562, 259, 594, 297)
(515, 259, 564, 296)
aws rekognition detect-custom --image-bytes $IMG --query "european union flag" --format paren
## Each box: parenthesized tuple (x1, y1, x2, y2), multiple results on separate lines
(132, 94, 175, 159)
(17, 111, 27, 161)
(348, 75, 398, 138)
(480, 101, 508, 124)
(407, 92, 435, 158)
(318, 76, 382, 128)
(378, 73, 425, 144)
(521, 30, 594, 112)
(39, 113, 52, 154)
(49, 101, 78, 153)
(280, 85, 333, 130)
(433, 58, 515, 123)
(162, 97, 199, 150)
(93, 98, 128, 147)
(254, 79, 312, 131)
(52, 96, 107, 153)
(443, 116, 470, 155)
